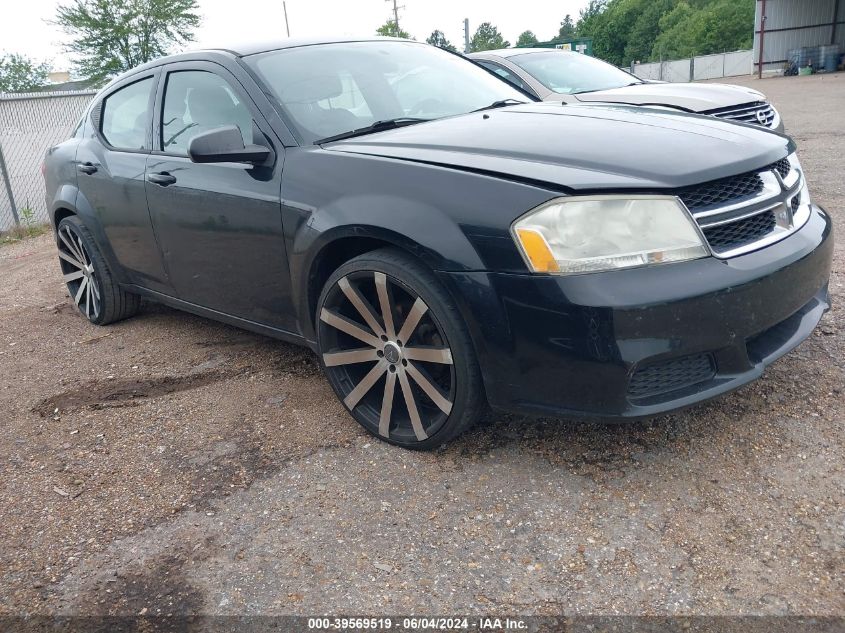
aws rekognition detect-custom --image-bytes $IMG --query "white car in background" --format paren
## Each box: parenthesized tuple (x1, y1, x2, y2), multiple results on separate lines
(469, 48, 784, 133)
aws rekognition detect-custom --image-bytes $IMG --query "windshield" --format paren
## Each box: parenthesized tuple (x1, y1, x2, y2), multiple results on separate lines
(508, 51, 642, 95)
(245, 41, 528, 144)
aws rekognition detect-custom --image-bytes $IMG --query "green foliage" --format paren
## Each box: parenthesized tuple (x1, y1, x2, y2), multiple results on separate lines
(19, 206, 36, 226)
(426, 29, 456, 52)
(516, 30, 539, 47)
(0, 205, 48, 244)
(577, 0, 609, 33)
(0, 223, 49, 244)
(652, 0, 755, 61)
(469, 22, 510, 52)
(556, 15, 577, 41)
(575, 0, 755, 66)
(377, 20, 412, 39)
(0, 53, 49, 93)
(623, 0, 675, 63)
(55, 0, 200, 82)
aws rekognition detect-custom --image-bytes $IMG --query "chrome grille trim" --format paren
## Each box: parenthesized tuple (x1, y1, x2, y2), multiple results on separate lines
(706, 101, 778, 129)
(676, 155, 810, 258)
(696, 201, 783, 229)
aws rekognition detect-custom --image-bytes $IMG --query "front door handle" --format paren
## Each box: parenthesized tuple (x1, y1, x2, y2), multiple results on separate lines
(147, 172, 177, 186)
(78, 162, 98, 175)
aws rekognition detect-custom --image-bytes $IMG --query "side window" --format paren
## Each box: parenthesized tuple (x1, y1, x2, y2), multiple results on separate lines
(477, 61, 533, 94)
(101, 77, 153, 150)
(161, 70, 253, 156)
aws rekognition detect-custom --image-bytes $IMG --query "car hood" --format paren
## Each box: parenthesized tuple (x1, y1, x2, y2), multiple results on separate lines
(570, 81, 766, 112)
(324, 103, 791, 191)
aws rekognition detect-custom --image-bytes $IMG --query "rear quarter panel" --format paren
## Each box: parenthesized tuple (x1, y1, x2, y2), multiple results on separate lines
(44, 136, 82, 229)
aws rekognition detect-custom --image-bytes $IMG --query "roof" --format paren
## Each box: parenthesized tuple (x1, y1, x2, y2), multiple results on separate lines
(196, 35, 418, 57)
(469, 48, 573, 59)
(97, 37, 435, 93)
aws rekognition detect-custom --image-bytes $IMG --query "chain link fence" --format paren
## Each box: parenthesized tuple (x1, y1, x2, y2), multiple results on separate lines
(0, 90, 96, 232)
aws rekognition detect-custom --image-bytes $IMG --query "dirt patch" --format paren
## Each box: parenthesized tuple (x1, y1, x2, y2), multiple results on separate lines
(32, 371, 235, 417)
(65, 536, 214, 620)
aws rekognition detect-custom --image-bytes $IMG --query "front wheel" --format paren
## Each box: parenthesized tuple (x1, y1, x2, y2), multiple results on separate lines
(316, 249, 485, 450)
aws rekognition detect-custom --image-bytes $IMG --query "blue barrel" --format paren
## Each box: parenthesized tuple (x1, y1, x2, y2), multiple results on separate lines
(820, 45, 840, 72)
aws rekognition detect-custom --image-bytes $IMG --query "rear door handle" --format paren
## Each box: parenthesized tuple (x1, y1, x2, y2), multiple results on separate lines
(147, 172, 177, 186)
(78, 162, 98, 175)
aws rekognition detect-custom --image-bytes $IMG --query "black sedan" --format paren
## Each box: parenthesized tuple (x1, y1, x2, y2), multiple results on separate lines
(44, 37, 833, 449)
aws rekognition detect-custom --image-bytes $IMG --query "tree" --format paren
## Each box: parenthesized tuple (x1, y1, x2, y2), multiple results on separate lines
(55, 0, 200, 82)
(0, 53, 49, 93)
(578, 0, 608, 26)
(377, 20, 412, 39)
(516, 30, 538, 47)
(557, 14, 577, 40)
(623, 0, 675, 63)
(469, 22, 510, 52)
(575, 0, 755, 66)
(426, 29, 456, 52)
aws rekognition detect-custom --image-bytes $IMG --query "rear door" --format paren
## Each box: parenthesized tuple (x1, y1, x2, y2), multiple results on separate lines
(75, 71, 171, 292)
(144, 61, 294, 330)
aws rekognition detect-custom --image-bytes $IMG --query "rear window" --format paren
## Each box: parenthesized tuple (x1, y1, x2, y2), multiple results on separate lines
(100, 77, 153, 150)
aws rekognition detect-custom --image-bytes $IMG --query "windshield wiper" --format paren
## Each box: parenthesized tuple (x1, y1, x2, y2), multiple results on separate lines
(315, 118, 431, 144)
(573, 82, 643, 95)
(471, 98, 527, 113)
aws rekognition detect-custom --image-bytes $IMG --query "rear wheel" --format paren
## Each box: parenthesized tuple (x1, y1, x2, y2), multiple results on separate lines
(56, 216, 139, 325)
(317, 249, 484, 450)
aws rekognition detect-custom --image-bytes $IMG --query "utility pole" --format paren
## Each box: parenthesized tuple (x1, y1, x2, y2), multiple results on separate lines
(386, 0, 403, 34)
(463, 18, 470, 53)
(283, 1, 290, 37)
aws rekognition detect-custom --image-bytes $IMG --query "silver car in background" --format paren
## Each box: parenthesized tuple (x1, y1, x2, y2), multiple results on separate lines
(469, 48, 784, 133)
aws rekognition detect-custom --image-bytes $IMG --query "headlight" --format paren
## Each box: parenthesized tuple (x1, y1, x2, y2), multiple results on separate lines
(512, 195, 709, 274)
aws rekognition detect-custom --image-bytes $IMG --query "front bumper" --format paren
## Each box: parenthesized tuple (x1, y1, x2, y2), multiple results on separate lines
(439, 204, 833, 419)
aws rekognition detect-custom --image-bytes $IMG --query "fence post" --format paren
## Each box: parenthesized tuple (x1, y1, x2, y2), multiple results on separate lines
(689, 57, 695, 81)
(0, 141, 19, 226)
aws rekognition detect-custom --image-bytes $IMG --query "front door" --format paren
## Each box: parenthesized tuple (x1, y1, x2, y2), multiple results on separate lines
(144, 63, 294, 331)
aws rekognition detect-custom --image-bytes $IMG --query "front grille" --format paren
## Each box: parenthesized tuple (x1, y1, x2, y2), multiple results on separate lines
(771, 157, 790, 179)
(707, 101, 776, 128)
(702, 211, 777, 251)
(678, 171, 763, 211)
(628, 353, 715, 400)
(675, 158, 800, 255)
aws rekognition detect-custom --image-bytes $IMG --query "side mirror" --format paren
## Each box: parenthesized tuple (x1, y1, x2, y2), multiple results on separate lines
(187, 125, 270, 164)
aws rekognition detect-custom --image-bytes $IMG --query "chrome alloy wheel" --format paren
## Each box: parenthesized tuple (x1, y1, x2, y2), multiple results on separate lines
(57, 224, 101, 320)
(318, 271, 455, 443)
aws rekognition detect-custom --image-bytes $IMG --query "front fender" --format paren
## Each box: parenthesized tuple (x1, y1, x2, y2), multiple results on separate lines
(280, 148, 556, 339)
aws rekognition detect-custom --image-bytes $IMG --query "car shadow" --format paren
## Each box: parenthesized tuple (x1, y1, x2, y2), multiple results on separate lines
(128, 298, 810, 481)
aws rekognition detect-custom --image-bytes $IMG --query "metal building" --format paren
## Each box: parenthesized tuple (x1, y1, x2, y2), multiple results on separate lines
(754, 0, 844, 75)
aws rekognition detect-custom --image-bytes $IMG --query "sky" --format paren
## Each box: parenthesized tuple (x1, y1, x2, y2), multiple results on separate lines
(1, 0, 590, 73)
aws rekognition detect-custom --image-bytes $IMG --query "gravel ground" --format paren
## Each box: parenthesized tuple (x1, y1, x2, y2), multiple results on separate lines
(1, 72, 843, 619)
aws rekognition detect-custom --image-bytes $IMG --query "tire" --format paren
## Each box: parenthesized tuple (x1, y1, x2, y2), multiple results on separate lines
(56, 215, 140, 325)
(316, 248, 485, 450)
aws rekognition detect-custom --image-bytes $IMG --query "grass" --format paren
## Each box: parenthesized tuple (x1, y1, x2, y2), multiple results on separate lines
(1, 207, 49, 246)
